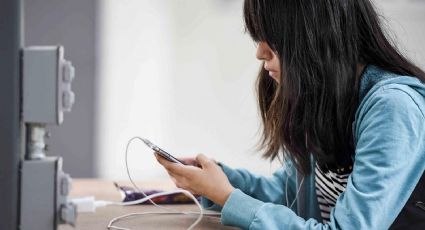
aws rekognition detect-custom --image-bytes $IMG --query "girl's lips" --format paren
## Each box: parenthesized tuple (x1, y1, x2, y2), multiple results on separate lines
(265, 66, 278, 73)
(264, 66, 279, 79)
(268, 71, 278, 77)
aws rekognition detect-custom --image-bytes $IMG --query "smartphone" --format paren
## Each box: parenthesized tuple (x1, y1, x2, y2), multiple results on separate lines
(141, 138, 185, 165)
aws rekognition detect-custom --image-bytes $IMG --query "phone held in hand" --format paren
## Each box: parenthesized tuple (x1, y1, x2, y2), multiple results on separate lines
(141, 138, 186, 165)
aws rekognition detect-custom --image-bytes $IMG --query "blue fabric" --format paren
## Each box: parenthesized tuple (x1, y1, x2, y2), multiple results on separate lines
(201, 65, 425, 229)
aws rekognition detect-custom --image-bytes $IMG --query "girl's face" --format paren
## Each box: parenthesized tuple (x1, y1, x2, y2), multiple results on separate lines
(256, 41, 281, 83)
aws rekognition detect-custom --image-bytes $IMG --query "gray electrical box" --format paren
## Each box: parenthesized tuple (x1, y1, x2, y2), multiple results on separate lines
(20, 157, 76, 230)
(23, 46, 75, 125)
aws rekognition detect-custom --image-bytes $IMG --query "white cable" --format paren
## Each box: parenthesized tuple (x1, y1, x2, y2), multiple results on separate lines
(289, 176, 304, 209)
(284, 159, 304, 210)
(102, 190, 193, 206)
(105, 136, 206, 230)
(285, 161, 291, 208)
(107, 211, 220, 230)
(125, 137, 172, 210)
(124, 137, 205, 216)
(106, 189, 204, 230)
(108, 212, 192, 230)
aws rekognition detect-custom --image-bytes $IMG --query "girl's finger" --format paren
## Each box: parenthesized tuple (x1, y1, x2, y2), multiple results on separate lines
(178, 157, 199, 167)
(155, 153, 183, 172)
(168, 171, 188, 187)
(195, 153, 213, 168)
(155, 152, 200, 178)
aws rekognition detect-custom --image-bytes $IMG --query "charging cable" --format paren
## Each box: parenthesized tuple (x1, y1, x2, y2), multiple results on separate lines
(112, 137, 210, 230)
(105, 189, 204, 230)
(282, 156, 304, 210)
(72, 137, 210, 230)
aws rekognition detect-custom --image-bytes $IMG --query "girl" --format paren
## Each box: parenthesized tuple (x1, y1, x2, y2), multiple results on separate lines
(156, 0, 425, 229)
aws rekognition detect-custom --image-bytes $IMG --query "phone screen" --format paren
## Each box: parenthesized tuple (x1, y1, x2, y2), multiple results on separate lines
(141, 138, 185, 165)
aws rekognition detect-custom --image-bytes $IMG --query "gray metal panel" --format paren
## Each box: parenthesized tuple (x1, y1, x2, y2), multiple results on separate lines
(0, 0, 22, 229)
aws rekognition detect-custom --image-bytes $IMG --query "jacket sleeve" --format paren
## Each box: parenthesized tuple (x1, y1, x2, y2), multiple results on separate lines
(201, 160, 297, 210)
(220, 87, 425, 229)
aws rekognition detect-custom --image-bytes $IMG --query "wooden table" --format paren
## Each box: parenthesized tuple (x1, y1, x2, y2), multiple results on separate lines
(59, 179, 240, 230)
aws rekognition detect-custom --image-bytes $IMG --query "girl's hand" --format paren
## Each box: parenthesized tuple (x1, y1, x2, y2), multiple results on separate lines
(155, 153, 234, 207)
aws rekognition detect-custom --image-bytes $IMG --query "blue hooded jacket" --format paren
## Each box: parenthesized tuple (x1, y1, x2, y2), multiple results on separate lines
(202, 65, 425, 229)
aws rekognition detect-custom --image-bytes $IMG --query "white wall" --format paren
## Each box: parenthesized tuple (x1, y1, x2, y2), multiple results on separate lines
(96, 0, 425, 181)
(96, 0, 277, 181)
(97, 0, 172, 180)
(374, 0, 425, 68)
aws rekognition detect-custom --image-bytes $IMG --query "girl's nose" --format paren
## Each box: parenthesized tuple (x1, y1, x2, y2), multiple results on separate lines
(256, 42, 273, 61)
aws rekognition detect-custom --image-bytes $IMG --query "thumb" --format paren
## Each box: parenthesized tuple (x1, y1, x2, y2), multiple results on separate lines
(195, 154, 211, 168)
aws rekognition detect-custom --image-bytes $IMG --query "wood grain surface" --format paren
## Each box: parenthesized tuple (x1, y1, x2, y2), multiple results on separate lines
(59, 179, 240, 230)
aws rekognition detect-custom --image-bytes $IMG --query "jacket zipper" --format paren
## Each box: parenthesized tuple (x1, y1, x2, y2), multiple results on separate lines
(415, 201, 425, 212)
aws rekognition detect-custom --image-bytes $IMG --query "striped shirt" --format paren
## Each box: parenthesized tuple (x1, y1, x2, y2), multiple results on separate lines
(315, 162, 352, 223)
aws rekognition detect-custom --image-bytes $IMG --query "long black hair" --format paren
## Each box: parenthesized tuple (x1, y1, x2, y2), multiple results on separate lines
(245, 0, 425, 175)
